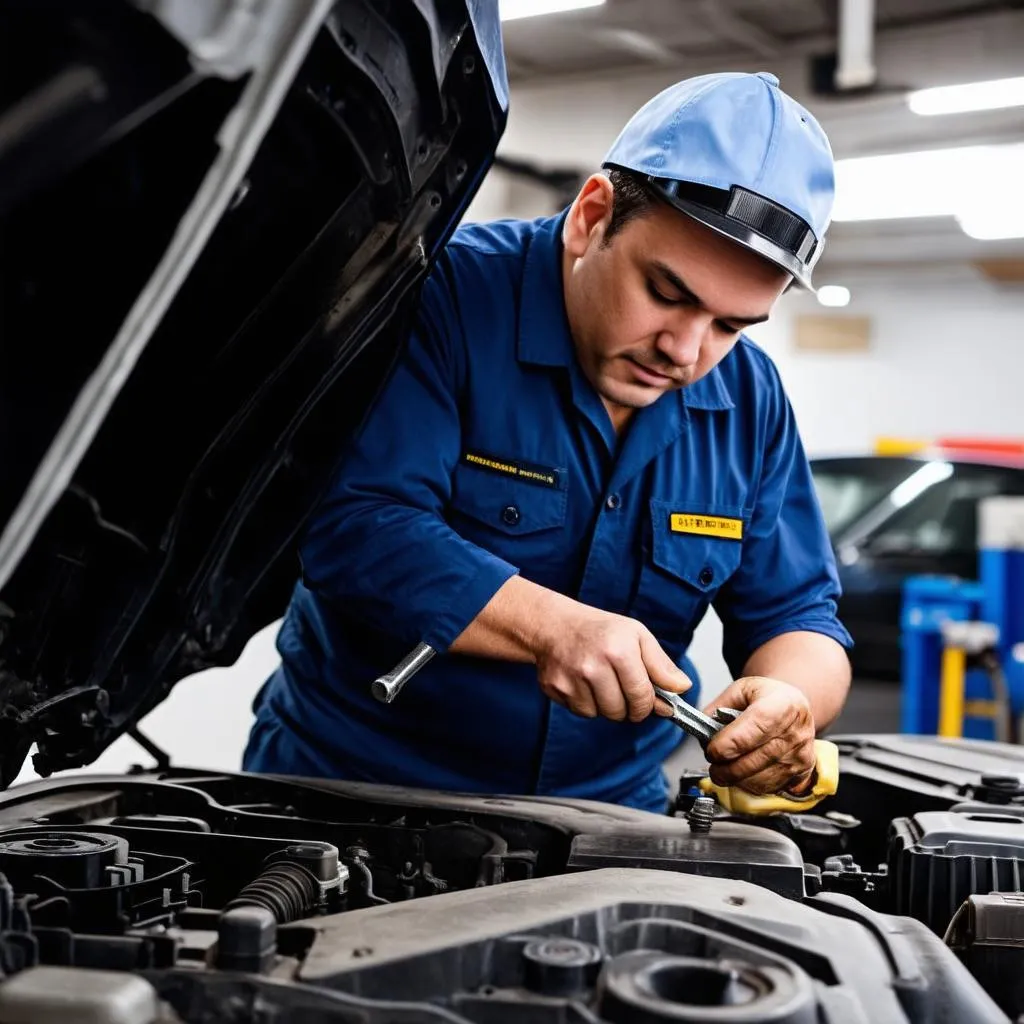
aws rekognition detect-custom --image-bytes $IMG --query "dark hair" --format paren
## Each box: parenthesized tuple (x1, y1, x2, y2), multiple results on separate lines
(603, 167, 656, 242)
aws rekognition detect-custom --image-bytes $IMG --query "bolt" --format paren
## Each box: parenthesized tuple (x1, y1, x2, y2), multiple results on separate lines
(687, 796, 715, 835)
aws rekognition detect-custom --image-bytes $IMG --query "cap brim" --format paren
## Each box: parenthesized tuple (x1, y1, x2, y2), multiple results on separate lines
(656, 192, 817, 293)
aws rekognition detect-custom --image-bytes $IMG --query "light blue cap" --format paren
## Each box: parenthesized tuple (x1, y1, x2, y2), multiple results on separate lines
(603, 71, 835, 290)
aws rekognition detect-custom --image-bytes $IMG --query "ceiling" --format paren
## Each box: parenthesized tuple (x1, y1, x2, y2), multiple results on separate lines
(500, 0, 1024, 82)
(486, 0, 1024, 280)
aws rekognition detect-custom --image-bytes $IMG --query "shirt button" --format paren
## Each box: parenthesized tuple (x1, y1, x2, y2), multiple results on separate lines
(699, 566, 715, 587)
(501, 505, 520, 526)
(605, 493, 621, 510)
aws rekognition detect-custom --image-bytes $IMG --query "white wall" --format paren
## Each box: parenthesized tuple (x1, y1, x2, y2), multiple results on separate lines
(747, 271, 1024, 458)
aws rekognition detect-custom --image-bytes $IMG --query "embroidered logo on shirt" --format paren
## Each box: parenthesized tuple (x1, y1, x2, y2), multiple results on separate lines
(462, 450, 561, 489)
(670, 513, 744, 540)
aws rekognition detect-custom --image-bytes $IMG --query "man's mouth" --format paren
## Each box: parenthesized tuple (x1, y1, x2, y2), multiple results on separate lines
(626, 357, 681, 387)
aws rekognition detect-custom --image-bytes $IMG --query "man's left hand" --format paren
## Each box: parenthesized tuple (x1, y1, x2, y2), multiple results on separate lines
(702, 676, 817, 796)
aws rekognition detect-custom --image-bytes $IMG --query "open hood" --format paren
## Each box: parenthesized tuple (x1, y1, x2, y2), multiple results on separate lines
(0, 0, 509, 787)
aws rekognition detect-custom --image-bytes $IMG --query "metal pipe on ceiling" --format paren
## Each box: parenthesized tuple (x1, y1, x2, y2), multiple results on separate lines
(835, 0, 877, 91)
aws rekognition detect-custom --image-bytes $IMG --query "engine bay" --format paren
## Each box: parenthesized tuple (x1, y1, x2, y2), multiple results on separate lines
(0, 738, 1022, 1023)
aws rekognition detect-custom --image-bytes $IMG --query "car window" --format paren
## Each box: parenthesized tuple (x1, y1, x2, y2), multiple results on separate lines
(811, 458, 920, 537)
(861, 464, 1024, 557)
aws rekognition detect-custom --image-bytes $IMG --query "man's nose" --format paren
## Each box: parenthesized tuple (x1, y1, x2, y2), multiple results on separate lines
(654, 316, 706, 368)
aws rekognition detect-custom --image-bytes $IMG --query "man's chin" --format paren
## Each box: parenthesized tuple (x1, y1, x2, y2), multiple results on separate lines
(599, 377, 671, 410)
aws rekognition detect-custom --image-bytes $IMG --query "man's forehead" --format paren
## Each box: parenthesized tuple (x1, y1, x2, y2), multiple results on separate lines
(628, 209, 790, 294)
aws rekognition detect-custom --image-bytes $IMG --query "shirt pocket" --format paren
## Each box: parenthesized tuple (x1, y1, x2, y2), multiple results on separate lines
(447, 459, 568, 562)
(630, 498, 747, 642)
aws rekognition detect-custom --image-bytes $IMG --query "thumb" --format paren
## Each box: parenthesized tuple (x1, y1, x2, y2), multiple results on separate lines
(701, 677, 755, 717)
(639, 631, 692, 695)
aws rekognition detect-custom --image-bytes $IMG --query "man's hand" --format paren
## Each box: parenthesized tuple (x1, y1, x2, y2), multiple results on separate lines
(702, 676, 816, 796)
(449, 575, 690, 723)
(533, 604, 691, 723)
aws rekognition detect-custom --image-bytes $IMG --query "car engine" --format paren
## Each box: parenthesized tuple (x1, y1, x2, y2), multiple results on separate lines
(0, 735, 1022, 1023)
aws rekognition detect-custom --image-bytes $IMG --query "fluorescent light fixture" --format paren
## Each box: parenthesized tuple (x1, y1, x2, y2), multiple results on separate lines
(909, 76, 1024, 116)
(957, 211, 1024, 241)
(832, 146, 996, 222)
(890, 461, 953, 510)
(500, 0, 604, 21)
(831, 143, 1024, 244)
(817, 285, 851, 308)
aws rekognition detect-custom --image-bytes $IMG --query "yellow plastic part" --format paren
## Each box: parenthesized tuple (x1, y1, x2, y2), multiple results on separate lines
(874, 437, 929, 456)
(698, 739, 840, 815)
(939, 646, 966, 738)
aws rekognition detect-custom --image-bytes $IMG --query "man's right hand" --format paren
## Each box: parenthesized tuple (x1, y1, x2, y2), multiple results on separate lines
(451, 575, 691, 723)
(532, 603, 692, 723)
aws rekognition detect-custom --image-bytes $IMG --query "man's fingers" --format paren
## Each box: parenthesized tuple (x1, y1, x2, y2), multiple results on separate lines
(639, 631, 692, 694)
(543, 671, 598, 718)
(608, 645, 655, 722)
(652, 696, 676, 718)
(705, 693, 805, 762)
(586, 665, 629, 722)
(708, 736, 816, 791)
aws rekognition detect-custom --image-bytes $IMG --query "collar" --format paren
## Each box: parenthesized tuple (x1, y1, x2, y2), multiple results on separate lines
(515, 209, 734, 412)
(516, 210, 576, 368)
(683, 365, 735, 410)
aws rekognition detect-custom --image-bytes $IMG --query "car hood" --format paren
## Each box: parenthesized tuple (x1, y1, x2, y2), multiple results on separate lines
(0, 0, 508, 787)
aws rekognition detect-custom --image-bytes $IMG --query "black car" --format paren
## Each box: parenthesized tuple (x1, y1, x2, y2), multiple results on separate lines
(1, 4, 1023, 1022)
(811, 453, 1024, 679)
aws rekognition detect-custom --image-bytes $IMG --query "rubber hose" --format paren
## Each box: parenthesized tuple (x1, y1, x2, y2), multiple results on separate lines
(224, 862, 320, 923)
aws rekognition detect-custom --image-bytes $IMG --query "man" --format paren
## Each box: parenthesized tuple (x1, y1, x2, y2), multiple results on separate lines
(242, 71, 853, 813)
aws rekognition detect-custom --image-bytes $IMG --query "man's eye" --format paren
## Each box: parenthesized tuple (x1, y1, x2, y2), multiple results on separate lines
(715, 320, 741, 334)
(646, 281, 680, 306)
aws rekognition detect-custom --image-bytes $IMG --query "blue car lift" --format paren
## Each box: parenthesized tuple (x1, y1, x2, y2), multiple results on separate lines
(901, 497, 1024, 741)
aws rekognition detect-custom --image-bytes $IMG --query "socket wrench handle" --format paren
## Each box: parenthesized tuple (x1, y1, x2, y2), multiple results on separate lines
(372, 642, 436, 703)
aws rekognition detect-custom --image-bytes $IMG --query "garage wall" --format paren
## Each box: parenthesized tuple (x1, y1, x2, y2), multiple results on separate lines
(744, 275, 1024, 457)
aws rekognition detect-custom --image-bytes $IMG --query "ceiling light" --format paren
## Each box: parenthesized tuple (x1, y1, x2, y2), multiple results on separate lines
(956, 212, 1024, 241)
(830, 143, 1024, 238)
(956, 185, 1024, 240)
(908, 76, 1024, 116)
(817, 285, 851, 308)
(499, 0, 604, 21)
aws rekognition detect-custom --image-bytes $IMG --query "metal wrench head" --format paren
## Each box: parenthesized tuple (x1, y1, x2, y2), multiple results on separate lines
(652, 686, 721, 749)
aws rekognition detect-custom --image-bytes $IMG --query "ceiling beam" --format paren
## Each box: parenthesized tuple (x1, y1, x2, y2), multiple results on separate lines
(591, 28, 680, 65)
(697, 0, 782, 59)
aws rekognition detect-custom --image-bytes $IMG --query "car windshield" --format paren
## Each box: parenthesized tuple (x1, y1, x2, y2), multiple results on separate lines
(859, 462, 1024, 557)
(810, 457, 921, 538)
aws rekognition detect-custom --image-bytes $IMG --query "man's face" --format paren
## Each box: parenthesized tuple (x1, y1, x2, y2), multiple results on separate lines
(562, 174, 792, 418)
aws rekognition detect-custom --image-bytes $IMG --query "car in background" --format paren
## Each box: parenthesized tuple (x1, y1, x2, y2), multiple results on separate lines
(810, 448, 1024, 679)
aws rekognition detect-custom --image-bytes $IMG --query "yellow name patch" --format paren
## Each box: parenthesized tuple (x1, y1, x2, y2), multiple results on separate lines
(670, 513, 743, 541)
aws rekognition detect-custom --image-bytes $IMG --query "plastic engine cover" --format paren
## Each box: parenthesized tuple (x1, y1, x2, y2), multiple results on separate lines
(565, 822, 807, 898)
(283, 868, 1009, 1024)
(889, 810, 1024, 934)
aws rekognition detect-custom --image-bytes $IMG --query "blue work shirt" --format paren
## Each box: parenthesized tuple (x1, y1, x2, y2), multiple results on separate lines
(242, 211, 852, 810)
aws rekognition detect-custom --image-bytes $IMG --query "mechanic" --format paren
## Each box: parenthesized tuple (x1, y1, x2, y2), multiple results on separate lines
(242, 71, 854, 813)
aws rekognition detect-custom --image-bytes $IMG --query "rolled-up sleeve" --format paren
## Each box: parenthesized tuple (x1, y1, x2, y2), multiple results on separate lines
(298, 257, 519, 651)
(713, 367, 854, 678)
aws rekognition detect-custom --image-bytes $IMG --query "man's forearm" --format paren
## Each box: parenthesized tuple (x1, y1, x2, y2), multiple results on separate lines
(740, 631, 851, 731)
(449, 575, 570, 663)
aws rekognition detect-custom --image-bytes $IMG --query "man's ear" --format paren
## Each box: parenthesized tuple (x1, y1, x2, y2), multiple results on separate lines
(563, 173, 614, 258)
